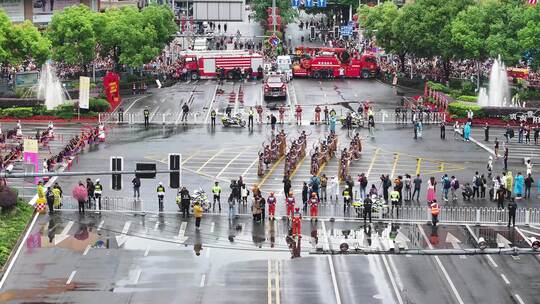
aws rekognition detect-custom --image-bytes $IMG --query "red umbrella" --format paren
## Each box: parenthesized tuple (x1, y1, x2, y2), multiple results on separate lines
(72, 185, 88, 202)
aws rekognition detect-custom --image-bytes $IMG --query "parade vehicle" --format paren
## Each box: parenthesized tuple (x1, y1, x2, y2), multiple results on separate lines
(263, 74, 287, 100)
(292, 47, 379, 79)
(221, 113, 247, 127)
(177, 50, 263, 81)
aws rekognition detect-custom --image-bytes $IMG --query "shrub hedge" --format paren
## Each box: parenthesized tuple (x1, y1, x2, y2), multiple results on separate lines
(456, 95, 478, 102)
(448, 102, 485, 118)
(0, 107, 34, 118)
(1, 98, 108, 119)
(0, 199, 34, 268)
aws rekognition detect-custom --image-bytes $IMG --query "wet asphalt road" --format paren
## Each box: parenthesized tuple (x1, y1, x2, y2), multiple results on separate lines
(2, 77, 540, 303)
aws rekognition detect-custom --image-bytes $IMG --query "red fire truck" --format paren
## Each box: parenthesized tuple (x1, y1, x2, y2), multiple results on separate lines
(292, 51, 379, 79)
(178, 50, 264, 81)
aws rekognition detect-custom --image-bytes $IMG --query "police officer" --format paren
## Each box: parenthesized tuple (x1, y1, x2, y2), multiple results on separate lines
(118, 106, 124, 123)
(180, 186, 191, 218)
(342, 187, 351, 213)
(508, 198, 517, 227)
(210, 108, 217, 127)
(390, 187, 400, 218)
(363, 195, 373, 225)
(94, 179, 103, 211)
(143, 106, 150, 128)
(248, 107, 254, 129)
(211, 181, 221, 212)
(157, 182, 165, 212)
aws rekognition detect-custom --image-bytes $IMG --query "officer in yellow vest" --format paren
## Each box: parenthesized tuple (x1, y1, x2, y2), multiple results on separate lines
(211, 181, 222, 212)
(342, 188, 351, 213)
(210, 108, 217, 127)
(143, 107, 150, 128)
(390, 187, 400, 218)
(94, 179, 103, 211)
(248, 107, 254, 129)
(157, 182, 165, 211)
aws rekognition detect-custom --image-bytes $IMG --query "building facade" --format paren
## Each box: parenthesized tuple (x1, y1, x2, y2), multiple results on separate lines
(0, 0, 99, 23)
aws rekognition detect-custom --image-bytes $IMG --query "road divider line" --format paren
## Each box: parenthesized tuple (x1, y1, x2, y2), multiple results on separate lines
(154, 221, 159, 231)
(515, 294, 525, 304)
(124, 95, 149, 114)
(418, 224, 465, 304)
(144, 245, 150, 257)
(515, 228, 536, 245)
(97, 220, 105, 231)
(133, 269, 142, 285)
(210, 222, 215, 233)
(217, 147, 249, 178)
(206, 247, 211, 258)
(390, 153, 400, 179)
(275, 260, 280, 304)
(501, 274, 510, 285)
(415, 158, 422, 176)
(200, 274, 206, 287)
(366, 148, 381, 178)
(149, 105, 161, 123)
(83, 245, 91, 256)
(374, 235, 404, 304)
(242, 158, 259, 178)
(259, 155, 285, 189)
(204, 85, 220, 124)
(267, 260, 272, 304)
(66, 271, 77, 285)
(327, 256, 342, 304)
(197, 149, 224, 173)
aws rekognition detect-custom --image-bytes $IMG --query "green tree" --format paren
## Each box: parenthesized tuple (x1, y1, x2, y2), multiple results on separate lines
(97, 5, 177, 70)
(48, 5, 97, 71)
(251, 0, 296, 26)
(8, 21, 51, 66)
(519, 3, 540, 68)
(0, 11, 12, 64)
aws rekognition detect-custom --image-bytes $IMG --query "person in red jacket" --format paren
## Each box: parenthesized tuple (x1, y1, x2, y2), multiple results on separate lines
(286, 191, 295, 218)
(309, 192, 319, 220)
(292, 207, 302, 237)
(256, 105, 264, 124)
(267, 192, 277, 220)
(314, 105, 321, 124)
(295, 105, 302, 125)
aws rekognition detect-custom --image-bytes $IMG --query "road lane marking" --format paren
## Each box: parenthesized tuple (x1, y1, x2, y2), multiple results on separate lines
(124, 95, 149, 113)
(267, 260, 272, 304)
(206, 247, 211, 258)
(154, 221, 159, 231)
(390, 153, 400, 178)
(327, 256, 342, 304)
(258, 155, 285, 189)
(0, 212, 38, 289)
(217, 147, 249, 178)
(516, 228, 538, 245)
(275, 260, 280, 304)
(321, 220, 330, 251)
(178, 222, 188, 242)
(149, 105, 161, 122)
(465, 225, 500, 267)
(133, 269, 142, 284)
(210, 222, 215, 233)
(204, 85, 220, 124)
(515, 294, 525, 304)
(501, 274, 510, 285)
(415, 158, 422, 175)
(66, 271, 77, 285)
(97, 220, 105, 231)
(144, 245, 150, 257)
(366, 148, 381, 178)
(197, 149, 224, 173)
(83, 245, 91, 256)
(200, 274, 206, 287)
(487, 255, 499, 268)
(374, 235, 404, 304)
(418, 224, 465, 304)
(242, 158, 259, 177)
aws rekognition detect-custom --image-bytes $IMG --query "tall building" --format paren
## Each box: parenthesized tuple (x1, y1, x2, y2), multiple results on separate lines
(0, 0, 99, 23)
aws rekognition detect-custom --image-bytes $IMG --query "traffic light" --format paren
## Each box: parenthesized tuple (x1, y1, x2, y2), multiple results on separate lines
(169, 153, 181, 189)
(111, 156, 123, 190)
(136, 163, 157, 178)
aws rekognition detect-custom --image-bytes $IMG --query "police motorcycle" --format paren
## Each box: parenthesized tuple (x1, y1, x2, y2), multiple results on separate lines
(190, 188, 211, 212)
(221, 113, 247, 127)
(352, 194, 388, 218)
(339, 112, 365, 128)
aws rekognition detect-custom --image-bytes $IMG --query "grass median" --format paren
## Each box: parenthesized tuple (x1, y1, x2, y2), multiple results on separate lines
(0, 200, 34, 269)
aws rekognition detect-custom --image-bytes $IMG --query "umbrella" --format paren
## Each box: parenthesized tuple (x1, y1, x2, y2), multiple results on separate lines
(72, 185, 88, 202)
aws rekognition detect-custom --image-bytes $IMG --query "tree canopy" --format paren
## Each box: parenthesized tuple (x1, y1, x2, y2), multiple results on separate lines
(0, 10, 50, 66)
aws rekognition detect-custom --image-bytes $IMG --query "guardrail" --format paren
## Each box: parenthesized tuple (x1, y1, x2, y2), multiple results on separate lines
(63, 196, 142, 211)
(98, 112, 205, 125)
(354, 205, 540, 226)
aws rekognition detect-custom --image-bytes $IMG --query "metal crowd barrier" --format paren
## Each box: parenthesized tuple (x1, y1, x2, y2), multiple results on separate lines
(352, 205, 540, 226)
(64, 196, 141, 212)
(99, 112, 204, 125)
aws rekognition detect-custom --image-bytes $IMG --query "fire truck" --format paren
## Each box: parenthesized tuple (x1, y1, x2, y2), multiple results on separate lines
(178, 50, 264, 81)
(292, 49, 379, 79)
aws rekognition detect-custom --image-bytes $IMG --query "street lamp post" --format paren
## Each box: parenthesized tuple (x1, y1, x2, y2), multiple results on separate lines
(272, 0, 277, 33)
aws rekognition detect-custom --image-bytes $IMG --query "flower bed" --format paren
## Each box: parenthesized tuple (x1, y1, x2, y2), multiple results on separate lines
(0, 200, 34, 269)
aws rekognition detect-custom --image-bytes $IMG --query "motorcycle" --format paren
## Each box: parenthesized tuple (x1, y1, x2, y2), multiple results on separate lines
(352, 195, 387, 218)
(221, 114, 246, 127)
(340, 112, 365, 128)
(190, 188, 211, 212)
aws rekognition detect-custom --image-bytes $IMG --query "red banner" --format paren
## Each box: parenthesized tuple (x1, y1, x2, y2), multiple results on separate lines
(103, 72, 120, 110)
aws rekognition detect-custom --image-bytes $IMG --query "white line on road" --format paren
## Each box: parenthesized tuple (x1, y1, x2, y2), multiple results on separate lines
(242, 158, 258, 177)
(154, 221, 159, 231)
(485, 255, 498, 268)
(197, 149, 224, 173)
(515, 294, 525, 304)
(66, 271, 77, 285)
(149, 105, 161, 122)
(206, 247, 211, 258)
(121, 221, 132, 235)
(327, 256, 342, 304)
(210, 222, 215, 233)
(144, 245, 150, 257)
(124, 96, 149, 113)
(83, 245, 91, 256)
(0, 213, 38, 289)
(373, 234, 404, 304)
(515, 227, 535, 245)
(200, 274, 206, 287)
(217, 148, 248, 178)
(133, 269, 142, 285)
(204, 85, 220, 124)
(418, 224, 465, 304)
(97, 220, 105, 231)
(321, 220, 330, 251)
(500, 274, 510, 285)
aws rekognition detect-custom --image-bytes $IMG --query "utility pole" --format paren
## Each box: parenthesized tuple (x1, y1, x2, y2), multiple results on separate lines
(272, 0, 277, 33)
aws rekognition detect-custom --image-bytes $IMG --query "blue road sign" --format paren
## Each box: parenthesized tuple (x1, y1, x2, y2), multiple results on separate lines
(318, 0, 326, 7)
(305, 0, 313, 7)
(292, 0, 299, 8)
(340, 26, 353, 36)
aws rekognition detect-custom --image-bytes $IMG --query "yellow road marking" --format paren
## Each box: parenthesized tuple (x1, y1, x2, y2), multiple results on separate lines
(217, 147, 250, 178)
(259, 155, 285, 189)
(416, 158, 422, 176)
(439, 162, 445, 172)
(197, 149, 224, 173)
(289, 154, 307, 180)
(182, 153, 196, 165)
(390, 153, 400, 178)
(366, 148, 381, 178)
